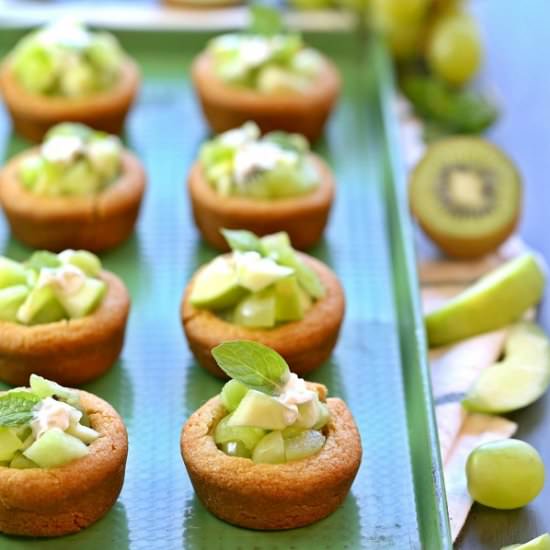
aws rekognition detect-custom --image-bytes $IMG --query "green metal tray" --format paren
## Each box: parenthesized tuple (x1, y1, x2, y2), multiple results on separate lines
(0, 27, 451, 549)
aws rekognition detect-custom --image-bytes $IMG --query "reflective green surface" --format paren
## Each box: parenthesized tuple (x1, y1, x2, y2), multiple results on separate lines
(0, 29, 450, 549)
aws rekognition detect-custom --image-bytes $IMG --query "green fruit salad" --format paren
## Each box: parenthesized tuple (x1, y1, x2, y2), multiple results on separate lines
(208, 6, 324, 93)
(200, 122, 320, 199)
(18, 122, 122, 197)
(212, 340, 330, 463)
(0, 249, 106, 325)
(0, 374, 100, 469)
(10, 18, 124, 98)
(190, 229, 325, 328)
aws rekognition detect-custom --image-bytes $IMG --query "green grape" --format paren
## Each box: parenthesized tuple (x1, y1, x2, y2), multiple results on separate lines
(387, 21, 424, 60)
(285, 429, 326, 461)
(466, 439, 545, 509)
(428, 12, 482, 86)
(214, 415, 265, 451)
(220, 379, 249, 412)
(219, 441, 251, 458)
(252, 431, 286, 464)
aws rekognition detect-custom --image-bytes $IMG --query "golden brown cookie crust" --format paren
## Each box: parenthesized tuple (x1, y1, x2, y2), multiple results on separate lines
(0, 149, 146, 252)
(0, 57, 140, 142)
(0, 271, 130, 387)
(181, 254, 345, 378)
(188, 154, 335, 251)
(192, 51, 341, 142)
(0, 390, 128, 537)
(181, 385, 362, 530)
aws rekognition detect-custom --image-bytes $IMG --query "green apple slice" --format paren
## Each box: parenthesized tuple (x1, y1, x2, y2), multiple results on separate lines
(16, 286, 66, 325)
(24, 428, 89, 468)
(54, 278, 106, 319)
(463, 322, 550, 414)
(426, 253, 546, 347)
(0, 428, 23, 461)
(284, 429, 326, 461)
(0, 257, 28, 289)
(233, 288, 276, 328)
(214, 414, 265, 451)
(228, 389, 297, 430)
(190, 257, 245, 310)
(502, 533, 550, 550)
(0, 285, 30, 322)
(252, 431, 286, 464)
(275, 275, 304, 322)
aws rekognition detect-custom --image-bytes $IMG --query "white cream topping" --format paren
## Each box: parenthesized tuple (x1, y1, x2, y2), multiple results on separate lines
(219, 122, 260, 149)
(233, 251, 294, 292)
(277, 372, 316, 407)
(38, 18, 92, 50)
(31, 397, 82, 440)
(37, 264, 86, 295)
(233, 141, 299, 186)
(41, 135, 85, 164)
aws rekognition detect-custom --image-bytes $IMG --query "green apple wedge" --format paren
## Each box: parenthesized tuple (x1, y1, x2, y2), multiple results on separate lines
(463, 322, 550, 414)
(426, 253, 546, 347)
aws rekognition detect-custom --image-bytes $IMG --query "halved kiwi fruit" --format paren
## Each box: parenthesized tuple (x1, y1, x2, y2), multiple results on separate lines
(409, 137, 522, 259)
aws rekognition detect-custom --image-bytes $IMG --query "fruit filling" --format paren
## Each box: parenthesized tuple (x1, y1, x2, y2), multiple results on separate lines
(0, 249, 106, 325)
(190, 229, 325, 328)
(208, 7, 324, 93)
(18, 123, 122, 196)
(211, 340, 330, 463)
(200, 122, 320, 199)
(9, 18, 124, 97)
(0, 375, 100, 469)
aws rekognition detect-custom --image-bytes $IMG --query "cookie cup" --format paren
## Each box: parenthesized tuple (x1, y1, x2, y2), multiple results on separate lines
(0, 271, 130, 387)
(0, 390, 128, 537)
(0, 58, 140, 143)
(192, 51, 341, 142)
(0, 149, 146, 252)
(188, 154, 334, 251)
(181, 383, 362, 530)
(181, 255, 345, 378)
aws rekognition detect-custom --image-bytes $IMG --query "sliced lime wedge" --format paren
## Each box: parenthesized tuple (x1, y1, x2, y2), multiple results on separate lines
(463, 322, 550, 414)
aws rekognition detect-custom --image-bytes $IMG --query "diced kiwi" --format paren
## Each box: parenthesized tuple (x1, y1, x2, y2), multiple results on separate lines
(252, 431, 286, 464)
(284, 430, 326, 462)
(9, 452, 38, 469)
(16, 286, 66, 325)
(0, 257, 28, 289)
(220, 379, 248, 412)
(426, 253, 545, 346)
(24, 428, 89, 468)
(214, 415, 265, 451)
(275, 276, 304, 322)
(190, 258, 245, 310)
(229, 390, 297, 431)
(233, 288, 276, 328)
(409, 137, 522, 259)
(0, 428, 23, 462)
(0, 285, 30, 322)
(54, 278, 106, 319)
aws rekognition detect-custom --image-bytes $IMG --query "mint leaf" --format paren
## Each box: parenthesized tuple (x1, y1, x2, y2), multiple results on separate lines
(222, 229, 262, 253)
(212, 340, 290, 395)
(0, 391, 40, 427)
(249, 5, 284, 36)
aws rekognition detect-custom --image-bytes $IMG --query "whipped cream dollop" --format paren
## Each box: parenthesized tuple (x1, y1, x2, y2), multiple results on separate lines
(31, 397, 82, 439)
(41, 135, 85, 164)
(277, 372, 316, 408)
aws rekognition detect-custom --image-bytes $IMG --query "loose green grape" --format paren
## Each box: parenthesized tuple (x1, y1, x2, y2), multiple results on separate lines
(285, 430, 326, 461)
(220, 379, 248, 412)
(428, 12, 482, 86)
(214, 415, 265, 451)
(466, 439, 545, 510)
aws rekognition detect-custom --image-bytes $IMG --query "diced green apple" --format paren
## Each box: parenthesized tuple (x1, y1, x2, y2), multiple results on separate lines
(17, 286, 66, 325)
(0, 285, 30, 322)
(252, 431, 286, 464)
(229, 390, 297, 430)
(54, 278, 106, 319)
(24, 428, 89, 468)
(214, 414, 265, 451)
(10, 452, 38, 469)
(233, 289, 276, 328)
(293, 396, 320, 429)
(66, 422, 100, 444)
(0, 428, 23, 461)
(0, 257, 28, 289)
(275, 276, 304, 322)
(29, 374, 81, 409)
(59, 250, 102, 277)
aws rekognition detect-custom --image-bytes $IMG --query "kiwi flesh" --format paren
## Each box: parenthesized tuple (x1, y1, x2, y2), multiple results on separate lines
(409, 137, 521, 259)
